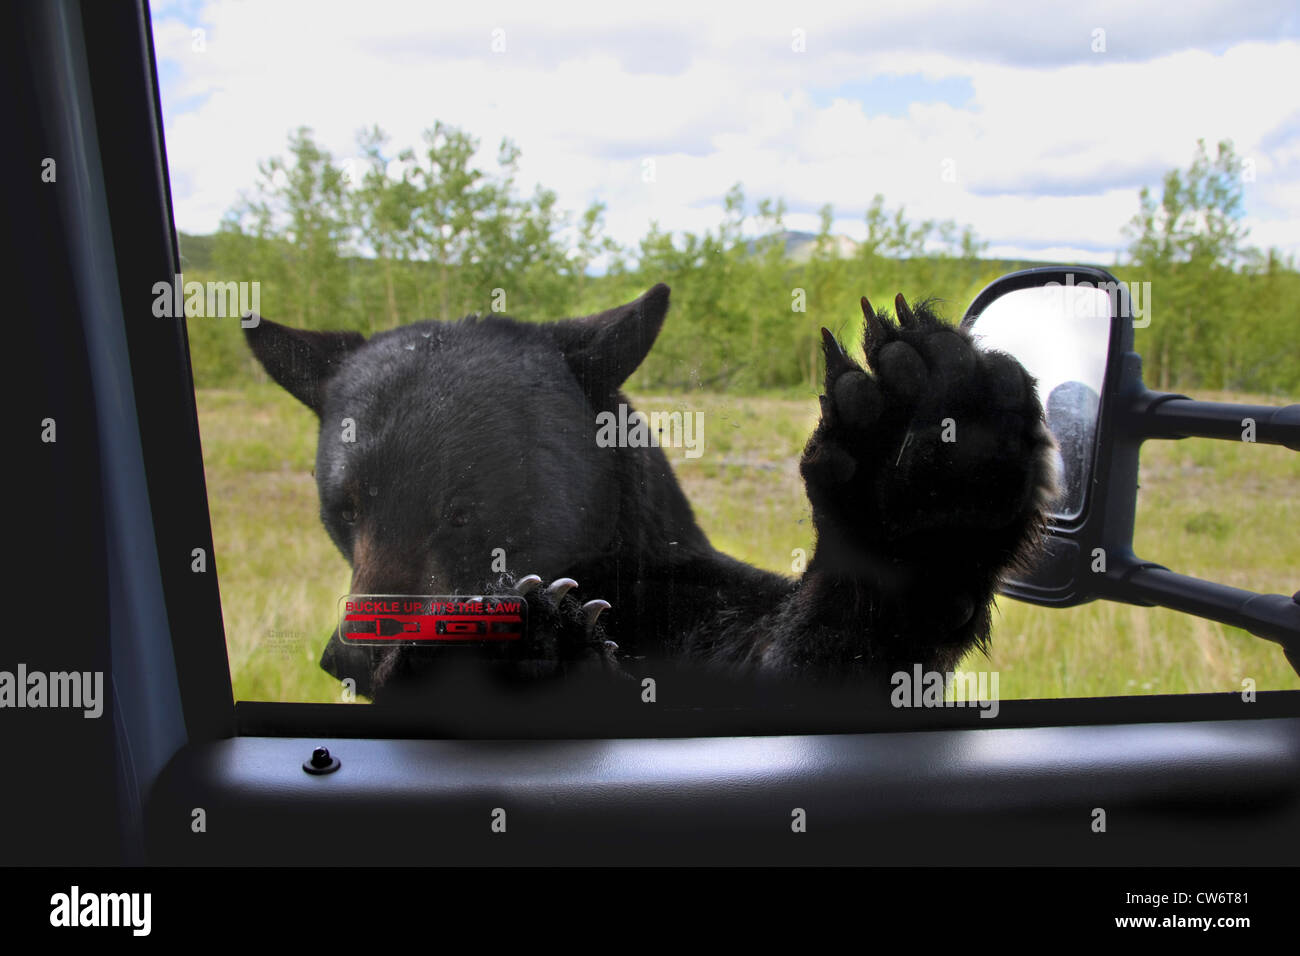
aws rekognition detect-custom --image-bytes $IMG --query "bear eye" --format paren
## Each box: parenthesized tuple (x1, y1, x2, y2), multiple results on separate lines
(340, 507, 358, 524)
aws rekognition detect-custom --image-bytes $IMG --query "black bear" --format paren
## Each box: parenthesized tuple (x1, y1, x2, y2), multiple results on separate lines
(244, 284, 1057, 702)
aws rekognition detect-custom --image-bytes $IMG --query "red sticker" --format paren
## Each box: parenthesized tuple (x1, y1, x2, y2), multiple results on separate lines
(337, 594, 527, 645)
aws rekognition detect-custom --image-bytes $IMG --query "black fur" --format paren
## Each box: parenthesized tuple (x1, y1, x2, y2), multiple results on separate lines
(244, 284, 1056, 702)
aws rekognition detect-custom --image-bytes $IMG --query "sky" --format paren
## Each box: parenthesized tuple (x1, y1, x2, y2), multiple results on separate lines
(150, 0, 1300, 266)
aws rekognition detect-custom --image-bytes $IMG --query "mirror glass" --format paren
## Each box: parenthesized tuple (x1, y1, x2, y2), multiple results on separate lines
(967, 283, 1112, 520)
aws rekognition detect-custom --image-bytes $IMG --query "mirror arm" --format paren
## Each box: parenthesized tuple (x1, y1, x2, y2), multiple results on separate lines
(1099, 561, 1300, 676)
(1122, 391, 1300, 450)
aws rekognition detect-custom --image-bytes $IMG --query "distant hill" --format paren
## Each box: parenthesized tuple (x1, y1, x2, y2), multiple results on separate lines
(746, 230, 860, 262)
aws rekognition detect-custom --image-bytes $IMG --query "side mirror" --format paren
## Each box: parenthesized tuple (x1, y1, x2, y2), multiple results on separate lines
(962, 266, 1300, 672)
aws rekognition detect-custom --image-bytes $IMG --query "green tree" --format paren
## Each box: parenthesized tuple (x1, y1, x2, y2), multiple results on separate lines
(216, 126, 351, 329)
(803, 203, 839, 387)
(407, 122, 501, 319)
(1125, 139, 1250, 389)
(351, 126, 420, 331)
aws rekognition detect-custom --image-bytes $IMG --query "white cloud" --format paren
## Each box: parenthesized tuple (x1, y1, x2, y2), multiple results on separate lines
(153, 0, 1300, 265)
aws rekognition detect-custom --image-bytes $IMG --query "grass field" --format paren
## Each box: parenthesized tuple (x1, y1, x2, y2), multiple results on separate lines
(196, 383, 1299, 703)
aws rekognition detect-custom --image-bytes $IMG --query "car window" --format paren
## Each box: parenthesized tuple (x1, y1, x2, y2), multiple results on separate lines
(150, 2, 1300, 720)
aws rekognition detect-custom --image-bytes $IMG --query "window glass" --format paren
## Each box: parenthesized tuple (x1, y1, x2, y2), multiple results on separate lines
(151, 2, 1300, 712)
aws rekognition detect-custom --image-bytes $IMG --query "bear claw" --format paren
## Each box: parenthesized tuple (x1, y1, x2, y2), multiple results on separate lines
(582, 599, 611, 630)
(545, 577, 578, 601)
(820, 327, 857, 380)
(894, 293, 919, 329)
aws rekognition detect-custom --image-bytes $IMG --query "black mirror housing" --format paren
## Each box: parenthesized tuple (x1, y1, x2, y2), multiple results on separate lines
(962, 266, 1300, 669)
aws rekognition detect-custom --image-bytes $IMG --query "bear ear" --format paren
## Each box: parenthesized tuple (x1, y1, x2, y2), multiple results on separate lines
(548, 283, 670, 394)
(243, 316, 366, 415)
